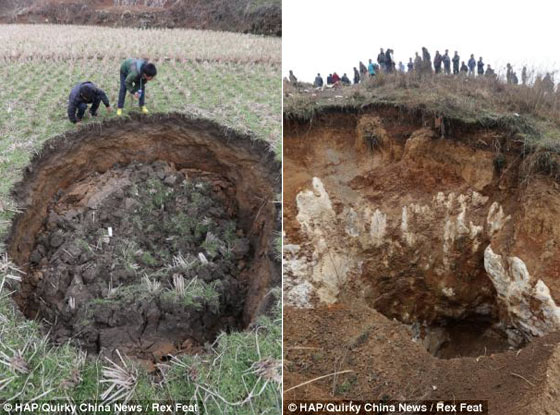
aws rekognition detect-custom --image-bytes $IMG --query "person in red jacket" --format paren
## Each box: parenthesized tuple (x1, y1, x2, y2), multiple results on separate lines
(332, 72, 341, 84)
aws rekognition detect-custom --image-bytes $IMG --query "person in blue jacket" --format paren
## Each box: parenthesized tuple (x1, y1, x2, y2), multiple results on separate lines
(452, 51, 460, 74)
(314, 73, 324, 88)
(477, 57, 485, 76)
(442, 50, 451, 75)
(67, 81, 111, 124)
(368, 59, 376, 77)
(407, 58, 414, 72)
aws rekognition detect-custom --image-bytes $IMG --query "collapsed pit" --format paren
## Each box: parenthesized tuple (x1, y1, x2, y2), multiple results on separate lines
(7, 114, 281, 362)
(284, 109, 560, 359)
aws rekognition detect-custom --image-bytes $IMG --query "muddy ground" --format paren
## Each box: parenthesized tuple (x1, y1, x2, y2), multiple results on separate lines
(7, 114, 281, 367)
(283, 108, 560, 413)
(0, 0, 282, 36)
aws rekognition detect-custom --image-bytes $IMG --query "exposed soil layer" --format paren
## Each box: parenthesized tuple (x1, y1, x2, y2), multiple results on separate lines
(283, 108, 560, 412)
(7, 113, 280, 363)
(284, 304, 560, 414)
(0, 0, 282, 36)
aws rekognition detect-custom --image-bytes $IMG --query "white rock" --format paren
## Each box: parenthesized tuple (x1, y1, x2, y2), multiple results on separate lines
(484, 245, 560, 337)
(486, 202, 510, 236)
(401, 206, 415, 246)
(345, 208, 360, 237)
(284, 281, 314, 308)
(296, 177, 335, 236)
(370, 209, 387, 247)
(472, 191, 489, 208)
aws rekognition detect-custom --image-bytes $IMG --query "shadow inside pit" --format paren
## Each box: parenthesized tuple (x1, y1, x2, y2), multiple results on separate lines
(418, 317, 524, 359)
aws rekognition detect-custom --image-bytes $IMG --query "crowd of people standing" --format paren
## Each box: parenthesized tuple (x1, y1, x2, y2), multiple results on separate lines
(288, 47, 553, 91)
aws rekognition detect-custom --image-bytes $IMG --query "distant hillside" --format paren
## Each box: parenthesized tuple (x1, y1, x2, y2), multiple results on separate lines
(0, 0, 281, 36)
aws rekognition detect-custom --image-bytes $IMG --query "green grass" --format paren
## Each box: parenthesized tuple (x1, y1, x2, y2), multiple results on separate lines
(164, 305, 282, 413)
(0, 24, 281, 413)
(161, 277, 222, 312)
(0, 273, 86, 400)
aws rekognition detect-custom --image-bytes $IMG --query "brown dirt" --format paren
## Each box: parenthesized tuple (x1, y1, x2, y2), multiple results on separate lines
(284, 304, 560, 414)
(6, 113, 280, 365)
(283, 107, 560, 413)
(0, 0, 281, 36)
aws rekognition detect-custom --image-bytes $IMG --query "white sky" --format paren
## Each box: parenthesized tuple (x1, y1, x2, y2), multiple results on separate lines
(283, 0, 560, 82)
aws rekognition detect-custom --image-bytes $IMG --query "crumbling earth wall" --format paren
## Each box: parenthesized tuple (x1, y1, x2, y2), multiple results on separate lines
(283, 108, 560, 413)
(284, 110, 560, 342)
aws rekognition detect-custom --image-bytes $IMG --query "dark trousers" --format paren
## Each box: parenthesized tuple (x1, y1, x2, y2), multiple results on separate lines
(77, 98, 101, 120)
(90, 98, 101, 115)
(118, 71, 145, 108)
(76, 103, 87, 120)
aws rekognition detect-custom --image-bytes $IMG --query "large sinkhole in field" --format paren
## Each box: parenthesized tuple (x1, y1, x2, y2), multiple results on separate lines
(7, 114, 280, 360)
(284, 110, 560, 359)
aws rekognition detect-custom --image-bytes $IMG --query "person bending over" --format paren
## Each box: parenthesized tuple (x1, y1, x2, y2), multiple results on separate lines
(117, 58, 157, 115)
(67, 81, 111, 124)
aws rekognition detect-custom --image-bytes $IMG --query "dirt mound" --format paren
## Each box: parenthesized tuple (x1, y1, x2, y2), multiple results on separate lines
(283, 108, 560, 412)
(0, 0, 282, 36)
(7, 113, 280, 364)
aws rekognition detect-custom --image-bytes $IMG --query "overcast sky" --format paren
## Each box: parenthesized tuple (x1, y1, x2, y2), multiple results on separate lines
(283, 0, 560, 82)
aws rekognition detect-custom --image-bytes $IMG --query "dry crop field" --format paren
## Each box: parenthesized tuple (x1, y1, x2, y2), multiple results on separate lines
(0, 24, 281, 413)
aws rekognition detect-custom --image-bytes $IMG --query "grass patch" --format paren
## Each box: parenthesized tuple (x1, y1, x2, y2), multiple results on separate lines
(161, 276, 222, 312)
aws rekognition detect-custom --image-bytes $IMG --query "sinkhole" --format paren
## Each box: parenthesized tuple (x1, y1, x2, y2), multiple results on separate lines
(284, 110, 560, 360)
(6, 113, 281, 362)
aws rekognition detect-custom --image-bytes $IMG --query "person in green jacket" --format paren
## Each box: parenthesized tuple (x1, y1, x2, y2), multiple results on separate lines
(117, 58, 157, 115)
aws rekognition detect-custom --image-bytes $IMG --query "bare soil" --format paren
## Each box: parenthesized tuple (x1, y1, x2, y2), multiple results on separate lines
(284, 304, 560, 414)
(0, 0, 282, 36)
(7, 113, 281, 366)
(283, 108, 560, 413)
